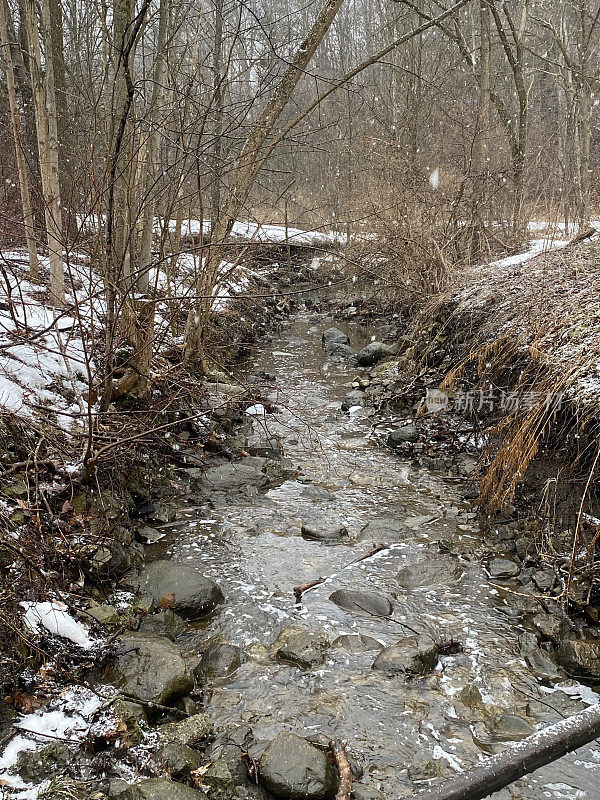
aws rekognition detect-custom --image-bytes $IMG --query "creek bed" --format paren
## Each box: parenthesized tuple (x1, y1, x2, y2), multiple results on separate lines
(152, 311, 600, 800)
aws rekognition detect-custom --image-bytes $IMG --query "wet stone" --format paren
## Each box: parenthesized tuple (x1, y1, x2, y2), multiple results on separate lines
(532, 569, 556, 593)
(372, 635, 439, 676)
(459, 684, 483, 710)
(341, 390, 366, 411)
(322, 328, 349, 346)
(556, 638, 600, 677)
(356, 342, 395, 367)
(331, 634, 384, 653)
(131, 560, 223, 620)
(493, 713, 534, 741)
(324, 342, 356, 360)
(138, 610, 187, 640)
(203, 758, 236, 800)
(329, 589, 393, 617)
(357, 518, 411, 543)
(301, 522, 348, 543)
(17, 742, 71, 783)
(258, 732, 337, 800)
(387, 425, 419, 447)
(157, 742, 203, 779)
(525, 648, 562, 681)
(351, 785, 386, 800)
(136, 526, 165, 544)
(107, 633, 193, 707)
(87, 601, 119, 625)
(199, 462, 270, 493)
(115, 778, 208, 799)
(396, 556, 463, 589)
(532, 611, 573, 643)
(301, 486, 336, 502)
(194, 641, 244, 682)
(158, 713, 213, 748)
(273, 624, 330, 668)
(487, 558, 521, 579)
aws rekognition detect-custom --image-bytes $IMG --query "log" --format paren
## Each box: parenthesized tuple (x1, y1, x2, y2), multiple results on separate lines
(416, 703, 600, 800)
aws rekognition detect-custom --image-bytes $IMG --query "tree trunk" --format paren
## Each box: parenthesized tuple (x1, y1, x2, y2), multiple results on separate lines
(0, 0, 38, 279)
(209, 0, 225, 235)
(576, 80, 592, 229)
(183, 0, 346, 365)
(415, 703, 600, 800)
(24, 0, 65, 306)
(137, 0, 169, 294)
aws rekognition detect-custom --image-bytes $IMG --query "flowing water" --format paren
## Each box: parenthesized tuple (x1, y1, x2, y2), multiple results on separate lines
(155, 311, 600, 799)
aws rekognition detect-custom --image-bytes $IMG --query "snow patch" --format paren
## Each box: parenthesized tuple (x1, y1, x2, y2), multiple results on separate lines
(21, 601, 96, 650)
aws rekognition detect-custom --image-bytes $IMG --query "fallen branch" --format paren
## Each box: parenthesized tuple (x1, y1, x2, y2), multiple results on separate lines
(293, 544, 389, 603)
(294, 578, 325, 603)
(416, 703, 600, 800)
(330, 739, 352, 800)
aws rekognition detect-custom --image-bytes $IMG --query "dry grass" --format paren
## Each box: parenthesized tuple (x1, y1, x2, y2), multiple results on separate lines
(430, 237, 600, 522)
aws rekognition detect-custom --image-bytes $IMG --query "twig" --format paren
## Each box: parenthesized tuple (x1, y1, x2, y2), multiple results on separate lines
(294, 578, 325, 603)
(330, 739, 352, 800)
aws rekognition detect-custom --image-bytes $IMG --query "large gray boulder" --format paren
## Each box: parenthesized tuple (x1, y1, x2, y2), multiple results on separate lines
(132, 560, 223, 619)
(199, 462, 270, 493)
(356, 342, 395, 367)
(107, 633, 193, 706)
(115, 779, 208, 799)
(372, 635, 438, 676)
(259, 732, 337, 800)
(329, 589, 393, 617)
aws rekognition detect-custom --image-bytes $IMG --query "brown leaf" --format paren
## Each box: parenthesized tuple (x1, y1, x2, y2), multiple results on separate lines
(5, 691, 42, 714)
(62, 500, 73, 514)
(157, 592, 177, 610)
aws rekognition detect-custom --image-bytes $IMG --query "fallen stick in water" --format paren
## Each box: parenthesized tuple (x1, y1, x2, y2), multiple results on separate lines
(330, 739, 353, 800)
(293, 544, 389, 603)
(416, 702, 600, 800)
(294, 578, 325, 603)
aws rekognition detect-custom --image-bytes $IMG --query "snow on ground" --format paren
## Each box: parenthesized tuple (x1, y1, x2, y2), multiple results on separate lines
(470, 237, 569, 276)
(0, 246, 261, 426)
(0, 687, 105, 798)
(0, 252, 97, 427)
(165, 217, 347, 245)
(21, 601, 97, 650)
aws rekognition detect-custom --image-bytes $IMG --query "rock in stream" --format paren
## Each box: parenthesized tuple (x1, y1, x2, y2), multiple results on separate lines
(259, 732, 337, 800)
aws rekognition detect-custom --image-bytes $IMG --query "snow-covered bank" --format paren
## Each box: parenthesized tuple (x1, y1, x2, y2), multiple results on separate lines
(0, 688, 106, 798)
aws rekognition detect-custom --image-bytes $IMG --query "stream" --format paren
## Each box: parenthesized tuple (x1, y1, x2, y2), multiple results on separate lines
(151, 310, 600, 800)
